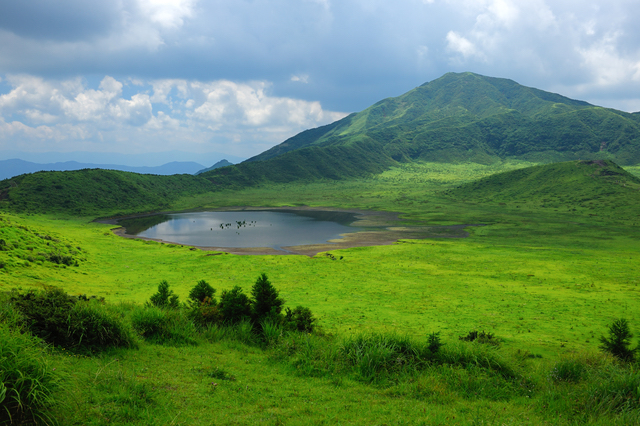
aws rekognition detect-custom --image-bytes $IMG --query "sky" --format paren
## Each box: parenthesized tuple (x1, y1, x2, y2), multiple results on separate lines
(1, 0, 639, 165)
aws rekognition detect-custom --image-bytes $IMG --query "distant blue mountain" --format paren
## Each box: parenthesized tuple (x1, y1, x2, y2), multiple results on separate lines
(0, 159, 207, 180)
(0, 150, 246, 167)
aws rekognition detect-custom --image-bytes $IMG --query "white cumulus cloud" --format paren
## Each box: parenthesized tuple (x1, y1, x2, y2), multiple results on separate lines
(0, 74, 347, 156)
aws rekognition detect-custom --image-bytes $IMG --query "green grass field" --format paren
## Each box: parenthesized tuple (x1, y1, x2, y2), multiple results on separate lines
(2, 161, 640, 425)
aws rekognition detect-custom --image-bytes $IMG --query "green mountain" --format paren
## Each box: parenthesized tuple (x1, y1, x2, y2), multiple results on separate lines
(443, 160, 640, 215)
(242, 72, 640, 168)
(4, 72, 640, 215)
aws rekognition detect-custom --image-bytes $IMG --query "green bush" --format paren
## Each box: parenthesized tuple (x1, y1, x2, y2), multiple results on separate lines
(189, 301, 222, 329)
(11, 287, 76, 347)
(10, 287, 134, 353)
(0, 325, 61, 425)
(219, 286, 251, 324)
(284, 306, 316, 333)
(599, 318, 636, 362)
(148, 280, 180, 309)
(186, 280, 220, 328)
(188, 280, 216, 306)
(251, 273, 284, 324)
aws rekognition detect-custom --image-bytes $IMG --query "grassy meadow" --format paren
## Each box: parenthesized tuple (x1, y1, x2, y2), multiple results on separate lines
(2, 160, 640, 425)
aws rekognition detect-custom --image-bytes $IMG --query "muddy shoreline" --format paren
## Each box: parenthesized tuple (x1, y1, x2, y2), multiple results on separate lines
(102, 206, 482, 256)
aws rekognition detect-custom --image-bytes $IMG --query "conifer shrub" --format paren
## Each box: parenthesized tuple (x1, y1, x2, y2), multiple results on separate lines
(187, 280, 220, 328)
(427, 331, 444, 354)
(148, 280, 180, 309)
(599, 318, 636, 362)
(284, 306, 316, 333)
(219, 286, 251, 324)
(251, 273, 284, 324)
(188, 280, 216, 306)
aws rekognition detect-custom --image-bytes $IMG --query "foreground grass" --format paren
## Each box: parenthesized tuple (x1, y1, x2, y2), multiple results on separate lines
(4, 305, 638, 426)
(2, 160, 640, 423)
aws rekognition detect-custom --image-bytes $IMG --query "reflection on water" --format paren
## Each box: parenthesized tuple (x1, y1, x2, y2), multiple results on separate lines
(121, 210, 360, 250)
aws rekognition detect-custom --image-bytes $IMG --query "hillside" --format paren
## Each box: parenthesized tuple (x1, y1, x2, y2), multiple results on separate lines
(243, 72, 640, 168)
(0, 169, 214, 216)
(443, 160, 640, 215)
(0, 159, 206, 180)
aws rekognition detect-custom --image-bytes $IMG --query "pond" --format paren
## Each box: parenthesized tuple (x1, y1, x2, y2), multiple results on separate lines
(118, 210, 361, 251)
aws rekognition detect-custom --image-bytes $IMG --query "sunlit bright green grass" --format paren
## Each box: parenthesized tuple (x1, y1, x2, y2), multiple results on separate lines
(3, 207, 638, 360)
(3, 160, 640, 425)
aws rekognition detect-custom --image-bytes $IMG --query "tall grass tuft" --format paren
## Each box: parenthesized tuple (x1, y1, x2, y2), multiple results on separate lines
(550, 358, 586, 383)
(260, 319, 283, 347)
(436, 341, 517, 380)
(230, 318, 256, 345)
(339, 332, 422, 383)
(0, 325, 61, 425)
(130, 305, 197, 346)
(68, 301, 137, 353)
(584, 365, 640, 416)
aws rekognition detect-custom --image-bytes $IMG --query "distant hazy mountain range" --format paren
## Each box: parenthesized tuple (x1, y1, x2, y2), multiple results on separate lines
(0, 159, 217, 181)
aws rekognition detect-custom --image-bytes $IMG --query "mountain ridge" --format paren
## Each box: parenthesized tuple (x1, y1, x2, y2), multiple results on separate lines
(243, 72, 640, 167)
(0, 159, 207, 181)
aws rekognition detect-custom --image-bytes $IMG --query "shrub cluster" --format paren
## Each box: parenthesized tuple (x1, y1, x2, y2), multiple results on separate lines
(146, 274, 317, 341)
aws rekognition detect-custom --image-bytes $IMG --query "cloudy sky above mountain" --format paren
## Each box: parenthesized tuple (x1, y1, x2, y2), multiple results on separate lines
(1, 0, 639, 163)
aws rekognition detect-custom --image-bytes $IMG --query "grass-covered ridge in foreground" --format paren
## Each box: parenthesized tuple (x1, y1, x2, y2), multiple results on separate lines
(2, 160, 640, 424)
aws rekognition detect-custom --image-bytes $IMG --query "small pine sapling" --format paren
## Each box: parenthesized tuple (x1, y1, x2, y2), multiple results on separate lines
(219, 286, 251, 324)
(251, 273, 284, 324)
(427, 332, 444, 354)
(599, 318, 636, 362)
(148, 280, 180, 309)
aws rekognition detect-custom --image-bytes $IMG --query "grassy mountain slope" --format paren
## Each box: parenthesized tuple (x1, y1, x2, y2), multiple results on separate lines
(194, 159, 234, 175)
(0, 169, 213, 216)
(201, 138, 396, 186)
(444, 160, 640, 215)
(247, 72, 640, 166)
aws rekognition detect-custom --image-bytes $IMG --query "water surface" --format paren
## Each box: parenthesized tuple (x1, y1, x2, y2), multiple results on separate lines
(121, 210, 359, 251)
